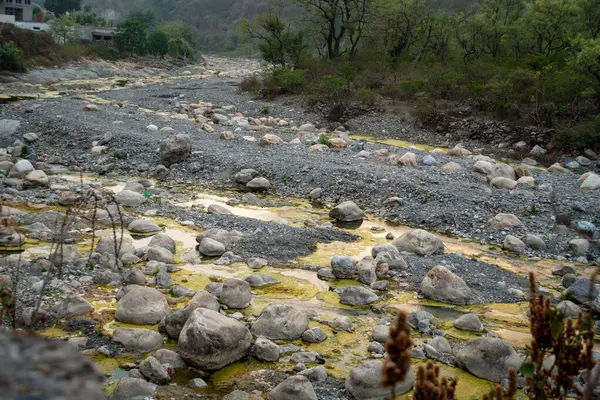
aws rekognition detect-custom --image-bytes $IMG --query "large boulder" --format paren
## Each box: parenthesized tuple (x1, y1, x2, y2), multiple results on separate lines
(566, 278, 599, 305)
(220, 278, 252, 309)
(251, 304, 308, 340)
(115, 190, 146, 207)
(148, 233, 176, 253)
(56, 296, 93, 319)
(109, 377, 156, 400)
(392, 229, 444, 256)
(115, 286, 170, 325)
(421, 266, 473, 305)
(113, 328, 163, 353)
(371, 244, 407, 270)
(339, 286, 378, 306)
(357, 256, 377, 285)
(331, 256, 357, 279)
(345, 360, 414, 400)
(268, 375, 317, 400)
(128, 219, 161, 235)
(329, 201, 364, 222)
(199, 237, 226, 257)
(178, 308, 252, 370)
(453, 313, 484, 332)
(487, 163, 516, 181)
(159, 134, 191, 167)
(96, 236, 136, 258)
(253, 337, 281, 362)
(456, 338, 522, 383)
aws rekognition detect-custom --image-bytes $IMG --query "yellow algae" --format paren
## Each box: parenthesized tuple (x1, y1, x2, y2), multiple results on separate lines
(350, 135, 448, 153)
(210, 359, 277, 391)
(171, 270, 213, 291)
(39, 326, 69, 338)
(254, 273, 319, 301)
(92, 354, 133, 375)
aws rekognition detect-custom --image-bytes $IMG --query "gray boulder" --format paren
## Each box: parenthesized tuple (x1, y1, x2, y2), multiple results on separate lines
(371, 244, 407, 270)
(128, 219, 161, 234)
(139, 356, 170, 384)
(298, 366, 327, 383)
(234, 169, 259, 184)
(115, 286, 170, 325)
(557, 300, 581, 318)
(421, 265, 473, 305)
(199, 237, 226, 257)
(245, 274, 280, 287)
(456, 338, 522, 382)
(148, 234, 176, 253)
(566, 278, 598, 304)
(178, 308, 252, 370)
(302, 327, 328, 343)
(453, 313, 484, 332)
(268, 375, 317, 400)
(159, 134, 191, 167)
(503, 235, 526, 254)
(251, 304, 308, 340)
(113, 328, 163, 353)
(253, 336, 280, 362)
(123, 268, 146, 285)
(345, 360, 414, 399)
(109, 378, 156, 400)
(393, 229, 444, 256)
(339, 286, 378, 306)
(246, 177, 271, 191)
(220, 278, 252, 309)
(357, 256, 377, 284)
(96, 236, 136, 258)
(331, 256, 357, 279)
(153, 348, 186, 369)
(329, 201, 364, 222)
(147, 247, 173, 264)
(56, 296, 93, 319)
(115, 190, 146, 207)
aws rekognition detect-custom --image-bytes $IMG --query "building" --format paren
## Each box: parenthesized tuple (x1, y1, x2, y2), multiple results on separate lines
(1, 0, 33, 22)
(77, 26, 117, 42)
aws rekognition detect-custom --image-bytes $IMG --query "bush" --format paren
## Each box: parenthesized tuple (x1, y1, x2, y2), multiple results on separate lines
(274, 68, 306, 93)
(354, 87, 377, 106)
(240, 74, 262, 93)
(553, 118, 600, 151)
(397, 80, 427, 100)
(317, 134, 332, 146)
(58, 43, 88, 61)
(89, 44, 120, 61)
(0, 41, 25, 72)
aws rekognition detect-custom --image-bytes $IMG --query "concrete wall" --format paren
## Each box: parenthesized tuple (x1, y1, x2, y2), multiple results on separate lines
(0, 14, 16, 23)
(14, 21, 50, 32)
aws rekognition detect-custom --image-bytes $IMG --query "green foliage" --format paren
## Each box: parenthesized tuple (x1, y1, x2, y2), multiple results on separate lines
(116, 20, 147, 56)
(44, 0, 82, 16)
(127, 9, 156, 30)
(159, 20, 200, 59)
(50, 15, 81, 44)
(553, 117, 600, 150)
(88, 44, 120, 60)
(274, 68, 306, 93)
(259, 106, 270, 115)
(148, 30, 169, 58)
(0, 41, 25, 72)
(397, 80, 428, 100)
(317, 134, 332, 146)
(354, 87, 377, 106)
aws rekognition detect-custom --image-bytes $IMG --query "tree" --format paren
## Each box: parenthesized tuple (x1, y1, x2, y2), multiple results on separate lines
(51, 15, 81, 44)
(148, 30, 169, 58)
(295, 0, 371, 59)
(116, 20, 147, 57)
(126, 9, 156, 31)
(44, 0, 82, 16)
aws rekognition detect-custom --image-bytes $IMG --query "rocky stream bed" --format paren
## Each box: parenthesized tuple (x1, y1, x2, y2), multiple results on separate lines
(0, 56, 599, 400)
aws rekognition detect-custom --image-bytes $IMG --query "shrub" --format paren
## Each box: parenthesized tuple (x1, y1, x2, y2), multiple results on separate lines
(553, 118, 600, 151)
(397, 80, 427, 100)
(274, 68, 306, 93)
(240, 74, 262, 93)
(89, 44, 120, 61)
(0, 41, 25, 72)
(317, 134, 332, 146)
(354, 87, 377, 106)
(58, 43, 88, 61)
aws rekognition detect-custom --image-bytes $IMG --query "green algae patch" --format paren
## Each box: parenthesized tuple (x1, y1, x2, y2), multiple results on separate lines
(93, 353, 135, 375)
(350, 135, 448, 153)
(39, 326, 70, 338)
(210, 359, 279, 392)
(253, 272, 319, 301)
(172, 270, 212, 291)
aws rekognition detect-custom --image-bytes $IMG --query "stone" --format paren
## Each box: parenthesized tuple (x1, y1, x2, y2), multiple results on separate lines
(0, 119, 20, 137)
(109, 377, 156, 400)
(490, 177, 517, 190)
(146, 124, 158, 132)
(139, 356, 170, 384)
(473, 160, 493, 175)
(96, 236, 136, 257)
(368, 341, 385, 354)
(246, 177, 271, 191)
(557, 300, 581, 318)
(456, 338, 522, 383)
(147, 247, 173, 264)
(234, 169, 259, 184)
(580, 174, 600, 190)
(153, 349, 186, 369)
(524, 234, 546, 250)
(50, 245, 82, 266)
(248, 257, 268, 269)
(199, 238, 226, 256)
(530, 145, 546, 156)
(503, 235, 526, 254)
(298, 366, 327, 382)
(421, 265, 473, 305)
(208, 204, 232, 214)
(148, 234, 176, 253)
(562, 274, 577, 288)
(422, 155, 438, 165)
(396, 152, 416, 166)
(24, 170, 49, 187)
(442, 162, 462, 171)
(569, 239, 590, 256)
(245, 274, 280, 287)
(565, 278, 599, 304)
(453, 313, 484, 332)
(566, 161, 580, 169)
(372, 325, 389, 343)
(260, 134, 284, 146)
(329, 201, 364, 222)
(345, 360, 414, 399)
(357, 256, 377, 284)
(115, 286, 170, 325)
(339, 286, 378, 305)
(251, 304, 308, 340)
(56, 296, 93, 319)
(159, 134, 191, 167)
(309, 188, 322, 200)
(487, 163, 516, 181)
(128, 219, 161, 234)
(331, 256, 357, 279)
(488, 213, 521, 229)
(8, 159, 34, 178)
(290, 352, 322, 363)
(113, 328, 163, 353)
(392, 229, 444, 256)
(372, 243, 407, 270)
(426, 336, 452, 359)
(178, 308, 252, 370)
(302, 327, 327, 343)
(220, 278, 252, 309)
(220, 131, 234, 140)
(268, 375, 317, 400)
(548, 163, 572, 174)
(253, 337, 280, 362)
(115, 190, 146, 207)
(190, 378, 208, 388)
(552, 263, 576, 276)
